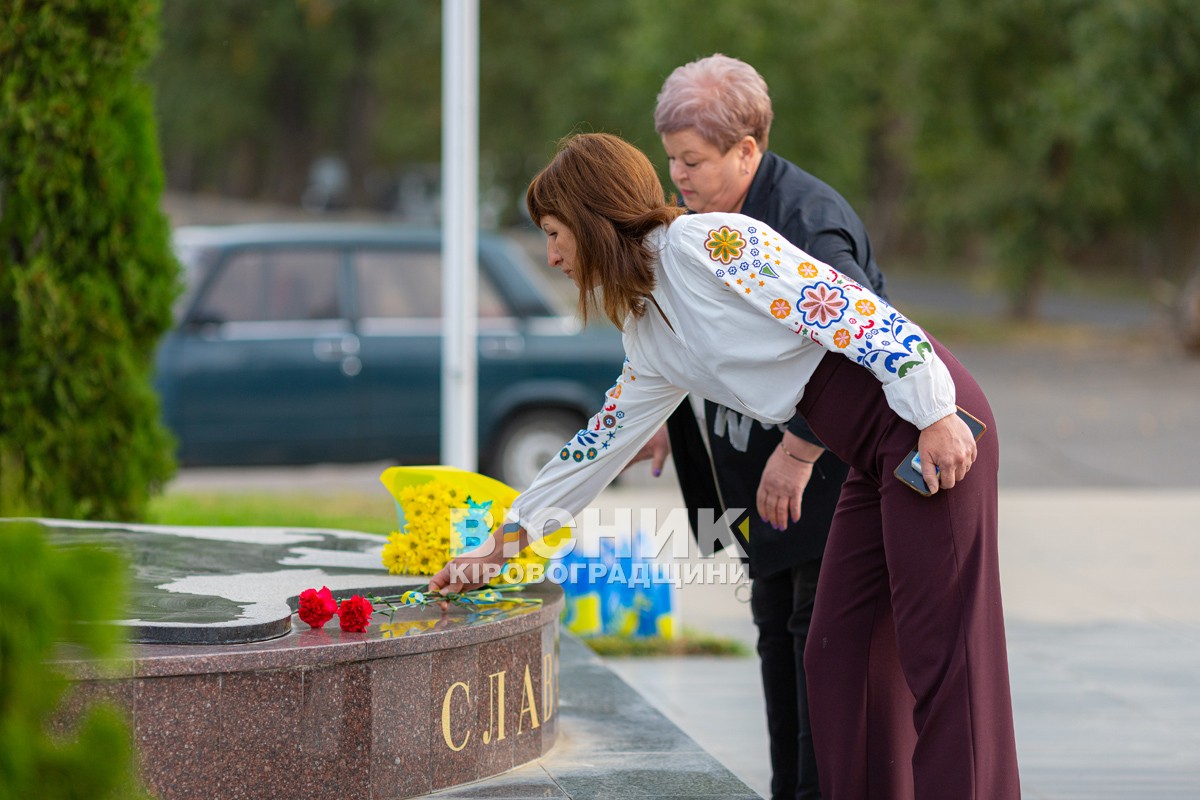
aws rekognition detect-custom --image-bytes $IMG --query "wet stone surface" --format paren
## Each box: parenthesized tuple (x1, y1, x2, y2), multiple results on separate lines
(22, 517, 421, 644)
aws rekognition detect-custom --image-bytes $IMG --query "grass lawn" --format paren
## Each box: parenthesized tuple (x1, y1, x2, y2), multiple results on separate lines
(147, 490, 395, 535)
(582, 630, 749, 657)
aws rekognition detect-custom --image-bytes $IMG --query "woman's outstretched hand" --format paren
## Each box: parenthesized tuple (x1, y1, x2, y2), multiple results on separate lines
(917, 413, 978, 494)
(428, 529, 511, 596)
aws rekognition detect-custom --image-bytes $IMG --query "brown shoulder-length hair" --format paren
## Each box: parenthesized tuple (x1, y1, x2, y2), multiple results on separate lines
(526, 133, 686, 329)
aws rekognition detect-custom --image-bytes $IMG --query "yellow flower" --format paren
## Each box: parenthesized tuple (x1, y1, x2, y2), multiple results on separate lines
(382, 477, 553, 580)
(833, 328, 852, 348)
(855, 299, 876, 316)
(797, 262, 819, 278)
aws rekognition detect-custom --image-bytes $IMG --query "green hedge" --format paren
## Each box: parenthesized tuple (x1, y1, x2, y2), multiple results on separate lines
(0, 0, 179, 520)
(0, 522, 147, 800)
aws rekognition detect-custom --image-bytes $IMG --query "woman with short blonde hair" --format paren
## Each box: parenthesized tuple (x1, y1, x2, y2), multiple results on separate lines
(654, 52, 774, 151)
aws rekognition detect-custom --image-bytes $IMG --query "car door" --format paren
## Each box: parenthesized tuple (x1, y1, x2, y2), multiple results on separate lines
(352, 245, 520, 463)
(164, 245, 360, 464)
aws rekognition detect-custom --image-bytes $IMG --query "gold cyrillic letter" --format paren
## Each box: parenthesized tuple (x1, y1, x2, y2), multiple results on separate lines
(441, 681, 471, 751)
(483, 670, 507, 744)
(542, 652, 555, 721)
(518, 663, 540, 733)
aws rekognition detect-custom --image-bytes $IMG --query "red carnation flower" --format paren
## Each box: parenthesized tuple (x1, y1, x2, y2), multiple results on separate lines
(298, 586, 337, 629)
(337, 595, 374, 633)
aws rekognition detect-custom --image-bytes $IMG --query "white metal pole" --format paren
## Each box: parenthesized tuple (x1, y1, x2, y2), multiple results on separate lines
(441, 0, 479, 471)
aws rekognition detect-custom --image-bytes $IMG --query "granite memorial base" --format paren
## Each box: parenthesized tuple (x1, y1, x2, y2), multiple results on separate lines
(26, 519, 562, 800)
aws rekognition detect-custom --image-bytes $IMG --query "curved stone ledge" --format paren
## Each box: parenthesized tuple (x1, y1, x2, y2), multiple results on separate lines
(27, 518, 564, 800)
(55, 586, 562, 800)
(53, 585, 559, 681)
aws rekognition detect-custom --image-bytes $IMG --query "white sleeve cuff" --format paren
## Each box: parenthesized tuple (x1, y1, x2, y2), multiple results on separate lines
(881, 351, 957, 429)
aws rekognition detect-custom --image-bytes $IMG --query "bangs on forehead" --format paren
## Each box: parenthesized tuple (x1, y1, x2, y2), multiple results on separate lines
(526, 167, 561, 226)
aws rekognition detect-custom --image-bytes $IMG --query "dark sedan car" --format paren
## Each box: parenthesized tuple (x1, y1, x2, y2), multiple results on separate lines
(154, 223, 626, 488)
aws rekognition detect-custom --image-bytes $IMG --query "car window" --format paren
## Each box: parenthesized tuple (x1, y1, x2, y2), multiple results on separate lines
(195, 248, 342, 323)
(171, 242, 218, 323)
(354, 249, 510, 319)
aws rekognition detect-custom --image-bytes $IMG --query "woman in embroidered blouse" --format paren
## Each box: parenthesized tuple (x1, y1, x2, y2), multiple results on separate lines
(429, 132, 1020, 800)
(651, 53, 901, 800)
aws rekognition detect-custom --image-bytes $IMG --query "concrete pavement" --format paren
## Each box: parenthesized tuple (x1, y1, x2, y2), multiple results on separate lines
(598, 485, 1200, 799)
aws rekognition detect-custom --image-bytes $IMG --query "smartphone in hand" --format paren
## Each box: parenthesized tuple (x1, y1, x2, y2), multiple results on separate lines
(893, 407, 987, 496)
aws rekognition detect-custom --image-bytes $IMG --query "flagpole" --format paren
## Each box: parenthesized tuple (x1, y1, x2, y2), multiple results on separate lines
(441, 0, 479, 471)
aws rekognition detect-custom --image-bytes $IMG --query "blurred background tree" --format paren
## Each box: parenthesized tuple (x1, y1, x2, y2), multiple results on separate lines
(146, 0, 1200, 320)
(0, 0, 179, 519)
(907, 0, 1200, 318)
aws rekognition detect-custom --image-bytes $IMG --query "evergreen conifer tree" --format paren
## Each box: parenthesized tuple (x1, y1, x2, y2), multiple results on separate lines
(0, 0, 178, 519)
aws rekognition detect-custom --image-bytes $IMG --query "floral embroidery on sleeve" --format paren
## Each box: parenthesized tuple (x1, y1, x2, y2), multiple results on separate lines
(704, 226, 747, 265)
(797, 282, 848, 327)
(698, 219, 934, 379)
(559, 359, 636, 462)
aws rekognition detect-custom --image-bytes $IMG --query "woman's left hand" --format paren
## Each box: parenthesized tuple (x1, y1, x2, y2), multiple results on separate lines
(917, 413, 978, 494)
(757, 434, 821, 529)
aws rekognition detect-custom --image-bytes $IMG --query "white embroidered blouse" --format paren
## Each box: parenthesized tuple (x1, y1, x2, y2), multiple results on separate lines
(507, 211, 956, 539)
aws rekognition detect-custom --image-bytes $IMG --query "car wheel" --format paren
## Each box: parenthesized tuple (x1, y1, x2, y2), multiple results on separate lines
(489, 409, 584, 490)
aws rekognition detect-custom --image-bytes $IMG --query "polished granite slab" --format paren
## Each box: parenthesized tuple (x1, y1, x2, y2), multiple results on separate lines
(23, 517, 423, 644)
(24, 517, 757, 798)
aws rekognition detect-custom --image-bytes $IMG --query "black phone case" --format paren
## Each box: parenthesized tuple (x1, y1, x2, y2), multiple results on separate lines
(893, 407, 987, 496)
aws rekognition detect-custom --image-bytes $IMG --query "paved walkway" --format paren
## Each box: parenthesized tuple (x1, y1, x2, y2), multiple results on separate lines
(598, 485, 1200, 799)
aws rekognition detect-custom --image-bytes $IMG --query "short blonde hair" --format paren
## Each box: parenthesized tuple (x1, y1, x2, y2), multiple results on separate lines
(654, 53, 773, 153)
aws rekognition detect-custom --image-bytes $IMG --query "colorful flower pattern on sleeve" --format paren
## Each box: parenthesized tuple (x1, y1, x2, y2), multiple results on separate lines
(558, 358, 639, 463)
(701, 223, 933, 379)
(704, 226, 747, 265)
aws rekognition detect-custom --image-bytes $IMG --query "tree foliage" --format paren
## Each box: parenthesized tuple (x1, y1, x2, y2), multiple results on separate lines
(0, 522, 148, 800)
(0, 0, 179, 519)
(909, 0, 1200, 315)
(145, 0, 1200, 317)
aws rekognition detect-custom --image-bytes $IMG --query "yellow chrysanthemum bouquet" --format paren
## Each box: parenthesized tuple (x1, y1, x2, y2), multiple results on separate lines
(379, 466, 564, 584)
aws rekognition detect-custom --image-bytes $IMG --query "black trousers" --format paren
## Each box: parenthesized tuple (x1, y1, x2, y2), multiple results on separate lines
(751, 558, 824, 800)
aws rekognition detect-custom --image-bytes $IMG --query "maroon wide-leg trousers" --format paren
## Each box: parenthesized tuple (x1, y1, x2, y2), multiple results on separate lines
(798, 340, 1020, 800)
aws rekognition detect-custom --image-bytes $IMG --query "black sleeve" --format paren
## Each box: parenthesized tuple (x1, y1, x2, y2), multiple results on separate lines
(804, 226, 874, 288)
(786, 413, 825, 447)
